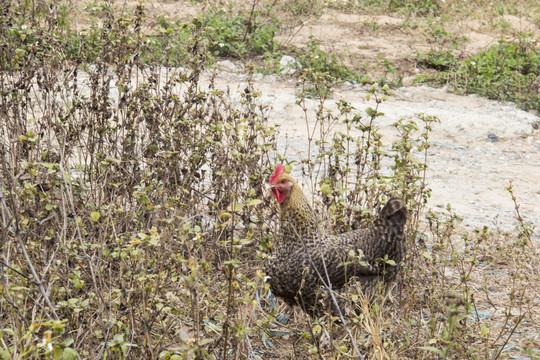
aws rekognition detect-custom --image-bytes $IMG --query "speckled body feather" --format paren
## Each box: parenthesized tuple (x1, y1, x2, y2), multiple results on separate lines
(266, 168, 408, 317)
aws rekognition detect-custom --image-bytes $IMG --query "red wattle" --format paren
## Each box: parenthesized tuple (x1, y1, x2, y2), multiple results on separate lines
(272, 188, 287, 203)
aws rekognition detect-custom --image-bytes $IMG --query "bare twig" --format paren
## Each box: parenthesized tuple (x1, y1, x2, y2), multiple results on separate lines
(0, 156, 60, 321)
(492, 314, 524, 360)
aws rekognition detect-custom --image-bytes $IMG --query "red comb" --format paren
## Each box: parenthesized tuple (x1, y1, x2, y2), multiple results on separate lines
(269, 164, 285, 184)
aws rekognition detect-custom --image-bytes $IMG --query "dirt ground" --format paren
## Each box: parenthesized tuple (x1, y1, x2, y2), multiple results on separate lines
(72, 1, 540, 234)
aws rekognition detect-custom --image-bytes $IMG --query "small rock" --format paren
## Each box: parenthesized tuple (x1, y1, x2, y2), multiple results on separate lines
(279, 55, 301, 75)
(217, 60, 241, 72)
(488, 133, 499, 142)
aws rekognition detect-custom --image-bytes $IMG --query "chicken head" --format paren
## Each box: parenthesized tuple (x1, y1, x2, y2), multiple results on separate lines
(269, 164, 292, 203)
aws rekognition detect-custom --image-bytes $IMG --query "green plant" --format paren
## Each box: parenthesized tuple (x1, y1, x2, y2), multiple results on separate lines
(203, 7, 279, 58)
(296, 38, 370, 84)
(416, 49, 457, 70)
(417, 33, 540, 113)
(453, 34, 540, 112)
(350, 0, 442, 16)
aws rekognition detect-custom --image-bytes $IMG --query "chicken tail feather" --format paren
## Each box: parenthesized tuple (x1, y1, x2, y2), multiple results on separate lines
(380, 197, 408, 229)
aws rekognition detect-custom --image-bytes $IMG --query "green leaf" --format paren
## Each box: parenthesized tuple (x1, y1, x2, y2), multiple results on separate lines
(245, 199, 262, 206)
(54, 346, 62, 360)
(63, 347, 78, 360)
(112, 333, 124, 343)
(224, 259, 239, 268)
(15, 48, 26, 57)
(481, 326, 489, 336)
(91, 211, 101, 222)
(1, 328, 15, 336)
(139, 195, 150, 204)
(227, 203, 243, 212)
(420, 346, 445, 356)
(284, 164, 292, 174)
(219, 212, 232, 220)
(365, 107, 375, 116)
(1, 349, 12, 360)
(201, 339, 213, 346)
(320, 183, 331, 195)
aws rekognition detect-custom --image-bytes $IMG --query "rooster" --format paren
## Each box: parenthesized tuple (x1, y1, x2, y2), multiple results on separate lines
(265, 164, 408, 317)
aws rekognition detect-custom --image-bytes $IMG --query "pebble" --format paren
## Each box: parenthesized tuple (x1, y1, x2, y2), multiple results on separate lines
(279, 55, 301, 75)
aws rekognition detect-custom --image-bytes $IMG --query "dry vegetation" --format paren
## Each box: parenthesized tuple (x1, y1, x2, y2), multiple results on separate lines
(0, 1, 538, 359)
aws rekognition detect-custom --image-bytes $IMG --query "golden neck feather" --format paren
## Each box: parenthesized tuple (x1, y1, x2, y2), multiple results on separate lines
(278, 178, 320, 241)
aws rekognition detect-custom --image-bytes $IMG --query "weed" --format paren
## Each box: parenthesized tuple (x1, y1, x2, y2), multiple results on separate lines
(203, 7, 279, 58)
(281, 0, 324, 17)
(343, 0, 442, 16)
(416, 49, 457, 70)
(417, 33, 540, 113)
(452, 34, 540, 112)
(295, 38, 371, 84)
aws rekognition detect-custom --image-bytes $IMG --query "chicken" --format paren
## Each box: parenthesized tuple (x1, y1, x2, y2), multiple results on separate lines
(265, 164, 408, 317)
